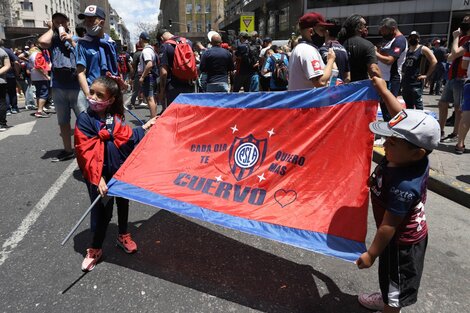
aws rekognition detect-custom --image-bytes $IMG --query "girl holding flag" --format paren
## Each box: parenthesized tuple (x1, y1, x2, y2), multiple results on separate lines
(74, 76, 156, 271)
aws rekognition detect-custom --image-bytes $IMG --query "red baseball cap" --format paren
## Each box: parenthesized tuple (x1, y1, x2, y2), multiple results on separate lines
(298, 12, 334, 29)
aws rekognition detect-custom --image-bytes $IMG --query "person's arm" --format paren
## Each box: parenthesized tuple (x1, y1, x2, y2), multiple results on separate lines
(0, 57, 11, 76)
(372, 76, 402, 116)
(311, 48, 335, 87)
(158, 64, 168, 101)
(448, 30, 466, 61)
(77, 65, 89, 97)
(368, 63, 382, 79)
(356, 210, 404, 268)
(38, 21, 54, 49)
(418, 46, 437, 81)
(376, 51, 395, 65)
(139, 60, 153, 85)
(343, 71, 351, 84)
(199, 52, 207, 73)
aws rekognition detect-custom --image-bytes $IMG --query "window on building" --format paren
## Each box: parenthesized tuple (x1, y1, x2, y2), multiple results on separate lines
(20, 1, 33, 11)
(45, 5, 48, 14)
(195, 0, 202, 13)
(186, 3, 193, 14)
(23, 20, 35, 27)
(197, 22, 202, 32)
(187, 21, 192, 32)
(205, 3, 211, 13)
(278, 7, 289, 32)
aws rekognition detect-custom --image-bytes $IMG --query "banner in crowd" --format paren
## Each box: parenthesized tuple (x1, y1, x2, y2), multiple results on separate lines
(107, 80, 380, 262)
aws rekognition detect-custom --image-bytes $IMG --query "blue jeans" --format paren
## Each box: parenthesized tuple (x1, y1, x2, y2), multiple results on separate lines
(402, 84, 424, 110)
(206, 82, 229, 92)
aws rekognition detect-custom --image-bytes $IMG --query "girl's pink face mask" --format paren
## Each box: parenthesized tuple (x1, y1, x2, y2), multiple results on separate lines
(87, 97, 112, 112)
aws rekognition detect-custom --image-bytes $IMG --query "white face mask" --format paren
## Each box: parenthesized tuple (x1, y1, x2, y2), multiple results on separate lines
(86, 24, 102, 36)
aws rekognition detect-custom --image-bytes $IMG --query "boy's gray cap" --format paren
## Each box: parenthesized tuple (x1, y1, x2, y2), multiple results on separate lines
(369, 109, 441, 151)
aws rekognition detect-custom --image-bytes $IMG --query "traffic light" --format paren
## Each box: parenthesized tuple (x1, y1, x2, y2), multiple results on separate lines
(168, 19, 172, 28)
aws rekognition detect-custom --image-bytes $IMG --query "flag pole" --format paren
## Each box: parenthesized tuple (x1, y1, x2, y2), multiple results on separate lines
(124, 105, 145, 126)
(61, 195, 101, 246)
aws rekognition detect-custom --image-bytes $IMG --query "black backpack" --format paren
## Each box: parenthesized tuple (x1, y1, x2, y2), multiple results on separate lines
(270, 54, 288, 87)
(240, 43, 259, 69)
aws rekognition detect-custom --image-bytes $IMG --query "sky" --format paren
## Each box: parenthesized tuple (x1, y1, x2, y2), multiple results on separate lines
(108, 0, 161, 44)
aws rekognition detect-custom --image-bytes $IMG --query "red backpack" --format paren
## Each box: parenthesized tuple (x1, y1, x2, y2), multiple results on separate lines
(118, 52, 128, 74)
(166, 37, 197, 81)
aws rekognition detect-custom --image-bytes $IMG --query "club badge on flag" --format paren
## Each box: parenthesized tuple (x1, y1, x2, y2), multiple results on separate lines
(107, 80, 380, 262)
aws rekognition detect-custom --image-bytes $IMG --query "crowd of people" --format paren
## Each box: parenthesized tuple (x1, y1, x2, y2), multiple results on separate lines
(0, 5, 466, 312)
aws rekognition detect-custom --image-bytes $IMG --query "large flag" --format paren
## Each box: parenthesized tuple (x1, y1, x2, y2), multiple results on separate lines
(107, 80, 379, 262)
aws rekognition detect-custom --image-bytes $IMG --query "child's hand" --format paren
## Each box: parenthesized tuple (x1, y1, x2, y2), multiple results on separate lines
(98, 177, 108, 197)
(356, 251, 375, 269)
(143, 116, 158, 131)
(371, 76, 386, 90)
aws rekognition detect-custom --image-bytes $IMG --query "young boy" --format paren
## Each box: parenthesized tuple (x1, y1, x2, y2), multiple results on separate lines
(356, 77, 441, 313)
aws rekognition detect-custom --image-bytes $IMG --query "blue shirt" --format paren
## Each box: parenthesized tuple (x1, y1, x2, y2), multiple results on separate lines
(50, 33, 79, 89)
(319, 41, 350, 81)
(200, 46, 234, 84)
(3, 47, 18, 79)
(264, 53, 289, 90)
(370, 157, 429, 244)
(76, 34, 118, 86)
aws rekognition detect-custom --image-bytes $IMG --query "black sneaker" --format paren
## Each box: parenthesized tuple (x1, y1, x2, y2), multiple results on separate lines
(445, 112, 455, 126)
(441, 133, 458, 143)
(0, 124, 8, 132)
(51, 150, 75, 162)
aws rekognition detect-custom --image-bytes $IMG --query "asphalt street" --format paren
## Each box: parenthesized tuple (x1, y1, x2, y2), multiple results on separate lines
(0, 96, 469, 313)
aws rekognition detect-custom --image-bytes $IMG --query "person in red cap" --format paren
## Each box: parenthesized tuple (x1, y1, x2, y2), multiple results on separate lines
(287, 12, 336, 90)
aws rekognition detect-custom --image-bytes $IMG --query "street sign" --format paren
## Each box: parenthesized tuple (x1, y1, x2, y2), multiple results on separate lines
(240, 15, 255, 33)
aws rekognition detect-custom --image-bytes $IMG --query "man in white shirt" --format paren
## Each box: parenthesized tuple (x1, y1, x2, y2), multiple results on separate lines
(138, 32, 158, 117)
(288, 12, 336, 91)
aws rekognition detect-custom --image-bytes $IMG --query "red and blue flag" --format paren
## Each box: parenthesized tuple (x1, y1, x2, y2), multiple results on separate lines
(107, 80, 379, 262)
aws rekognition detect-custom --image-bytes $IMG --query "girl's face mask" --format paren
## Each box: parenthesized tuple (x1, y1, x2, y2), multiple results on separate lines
(88, 97, 112, 112)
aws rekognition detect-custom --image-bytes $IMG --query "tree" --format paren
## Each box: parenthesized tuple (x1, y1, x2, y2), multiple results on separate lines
(109, 28, 120, 41)
(135, 22, 159, 43)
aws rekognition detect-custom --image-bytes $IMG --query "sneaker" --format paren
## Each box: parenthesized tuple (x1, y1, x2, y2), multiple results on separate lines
(11, 109, 18, 114)
(43, 106, 55, 113)
(445, 113, 455, 126)
(441, 133, 458, 143)
(116, 233, 137, 253)
(6, 110, 11, 116)
(81, 248, 102, 272)
(26, 105, 37, 110)
(358, 292, 384, 311)
(0, 124, 7, 132)
(51, 150, 75, 162)
(34, 111, 50, 118)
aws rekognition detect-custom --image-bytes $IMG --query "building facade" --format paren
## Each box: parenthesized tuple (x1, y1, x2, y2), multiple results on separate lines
(160, 0, 225, 43)
(220, 0, 303, 42)
(109, 5, 131, 47)
(307, 0, 470, 44)
(1, 0, 77, 46)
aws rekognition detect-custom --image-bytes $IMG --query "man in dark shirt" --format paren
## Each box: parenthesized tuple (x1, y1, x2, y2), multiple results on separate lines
(233, 32, 259, 92)
(341, 14, 381, 82)
(429, 39, 448, 95)
(0, 41, 20, 114)
(200, 33, 234, 92)
(157, 29, 194, 113)
(320, 19, 350, 83)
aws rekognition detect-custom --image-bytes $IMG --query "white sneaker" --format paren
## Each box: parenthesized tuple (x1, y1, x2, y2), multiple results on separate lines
(358, 292, 384, 311)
